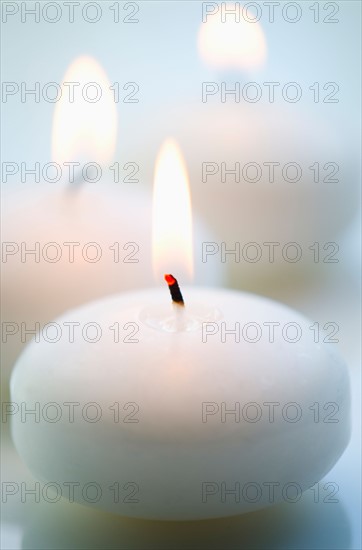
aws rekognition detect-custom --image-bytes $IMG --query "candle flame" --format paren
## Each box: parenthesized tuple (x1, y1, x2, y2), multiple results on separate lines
(52, 55, 117, 166)
(198, 5, 267, 70)
(152, 140, 193, 282)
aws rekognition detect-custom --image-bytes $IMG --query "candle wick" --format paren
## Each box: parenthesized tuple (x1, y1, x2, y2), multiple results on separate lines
(164, 274, 184, 307)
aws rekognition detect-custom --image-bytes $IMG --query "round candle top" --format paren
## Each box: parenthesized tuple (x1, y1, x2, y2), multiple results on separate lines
(10, 287, 350, 520)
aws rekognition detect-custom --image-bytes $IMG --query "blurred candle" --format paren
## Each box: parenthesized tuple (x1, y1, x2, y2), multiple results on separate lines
(1, 59, 223, 385)
(131, 7, 359, 289)
(193, 7, 359, 287)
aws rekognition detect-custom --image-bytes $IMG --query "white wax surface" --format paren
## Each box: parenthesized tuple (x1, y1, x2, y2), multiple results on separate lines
(2, 182, 152, 314)
(1, 182, 149, 383)
(10, 287, 350, 520)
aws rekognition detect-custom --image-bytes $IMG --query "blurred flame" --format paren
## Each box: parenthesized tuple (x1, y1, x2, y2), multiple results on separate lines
(198, 6, 267, 70)
(52, 55, 117, 166)
(152, 140, 193, 282)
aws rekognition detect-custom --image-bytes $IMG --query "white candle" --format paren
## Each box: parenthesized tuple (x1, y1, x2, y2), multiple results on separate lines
(195, 11, 359, 286)
(10, 286, 350, 520)
(10, 140, 350, 520)
(130, 11, 359, 288)
(1, 182, 150, 376)
(1, 59, 224, 384)
(1, 53, 143, 383)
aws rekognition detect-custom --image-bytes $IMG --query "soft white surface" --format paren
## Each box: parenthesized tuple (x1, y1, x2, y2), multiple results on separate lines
(2, 258, 360, 545)
(10, 288, 350, 519)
